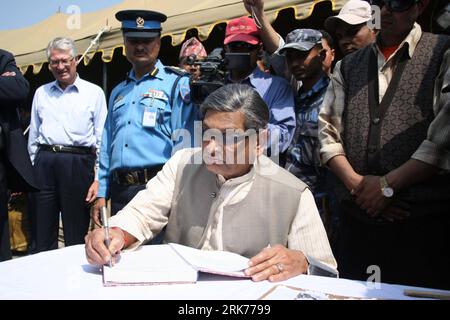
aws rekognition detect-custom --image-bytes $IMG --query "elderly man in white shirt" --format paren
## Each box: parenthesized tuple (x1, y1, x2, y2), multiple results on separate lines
(85, 84, 336, 282)
(28, 37, 107, 253)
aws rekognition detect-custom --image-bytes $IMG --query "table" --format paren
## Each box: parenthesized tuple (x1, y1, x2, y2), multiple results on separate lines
(0, 245, 445, 300)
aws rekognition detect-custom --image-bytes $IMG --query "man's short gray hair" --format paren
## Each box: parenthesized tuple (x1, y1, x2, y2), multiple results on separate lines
(46, 37, 77, 60)
(199, 84, 269, 131)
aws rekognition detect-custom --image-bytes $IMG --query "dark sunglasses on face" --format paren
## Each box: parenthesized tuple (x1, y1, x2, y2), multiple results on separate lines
(202, 128, 253, 145)
(227, 42, 259, 52)
(126, 37, 157, 45)
(335, 22, 366, 39)
(372, 0, 419, 12)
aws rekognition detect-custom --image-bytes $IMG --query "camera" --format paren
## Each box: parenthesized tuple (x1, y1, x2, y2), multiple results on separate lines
(189, 48, 251, 104)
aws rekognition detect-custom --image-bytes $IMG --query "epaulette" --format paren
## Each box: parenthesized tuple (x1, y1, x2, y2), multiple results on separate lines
(164, 66, 189, 76)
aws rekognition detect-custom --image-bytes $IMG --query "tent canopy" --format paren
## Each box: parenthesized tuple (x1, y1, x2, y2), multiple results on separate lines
(1, 0, 345, 74)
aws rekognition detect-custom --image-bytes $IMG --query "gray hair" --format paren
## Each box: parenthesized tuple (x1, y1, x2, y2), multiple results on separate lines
(46, 37, 77, 60)
(199, 84, 269, 131)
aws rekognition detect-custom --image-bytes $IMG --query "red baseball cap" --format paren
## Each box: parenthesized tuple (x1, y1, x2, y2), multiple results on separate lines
(224, 16, 261, 45)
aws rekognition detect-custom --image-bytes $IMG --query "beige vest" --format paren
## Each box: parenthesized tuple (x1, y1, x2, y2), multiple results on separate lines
(164, 152, 308, 258)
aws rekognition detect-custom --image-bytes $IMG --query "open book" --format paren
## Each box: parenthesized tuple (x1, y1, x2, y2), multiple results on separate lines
(102, 243, 251, 286)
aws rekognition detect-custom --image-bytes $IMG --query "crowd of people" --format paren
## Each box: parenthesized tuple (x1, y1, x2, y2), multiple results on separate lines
(1, 0, 449, 289)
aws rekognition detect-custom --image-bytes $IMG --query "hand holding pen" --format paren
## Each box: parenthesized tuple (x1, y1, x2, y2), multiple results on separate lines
(85, 212, 134, 266)
(101, 206, 113, 267)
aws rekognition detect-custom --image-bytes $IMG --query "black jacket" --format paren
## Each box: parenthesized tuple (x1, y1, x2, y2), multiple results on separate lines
(0, 49, 38, 192)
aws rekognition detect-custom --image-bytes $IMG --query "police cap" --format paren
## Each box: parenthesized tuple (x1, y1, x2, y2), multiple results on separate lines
(115, 10, 167, 38)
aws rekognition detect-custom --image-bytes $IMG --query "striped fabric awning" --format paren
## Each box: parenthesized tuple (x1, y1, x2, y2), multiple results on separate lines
(0, 0, 346, 74)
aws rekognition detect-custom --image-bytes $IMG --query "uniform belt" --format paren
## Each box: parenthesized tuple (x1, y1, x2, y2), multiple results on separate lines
(112, 165, 164, 186)
(39, 144, 95, 155)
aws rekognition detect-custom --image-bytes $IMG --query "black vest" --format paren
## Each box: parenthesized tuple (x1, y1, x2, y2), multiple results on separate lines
(339, 32, 450, 210)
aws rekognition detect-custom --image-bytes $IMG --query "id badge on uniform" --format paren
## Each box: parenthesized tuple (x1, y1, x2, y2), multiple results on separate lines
(142, 107, 157, 128)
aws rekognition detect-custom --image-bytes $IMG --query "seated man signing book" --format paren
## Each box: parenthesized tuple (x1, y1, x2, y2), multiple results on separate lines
(85, 84, 337, 282)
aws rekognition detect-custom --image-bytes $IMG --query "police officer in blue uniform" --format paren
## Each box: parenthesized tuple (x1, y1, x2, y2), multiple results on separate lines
(93, 10, 198, 227)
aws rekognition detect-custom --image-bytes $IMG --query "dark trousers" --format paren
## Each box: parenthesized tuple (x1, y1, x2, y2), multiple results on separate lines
(110, 182, 146, 216)
(110, 179, 165, 244)
(31, 150, 94, 253)
(0, 160, 11, 261)
(337, 202, 450, 290)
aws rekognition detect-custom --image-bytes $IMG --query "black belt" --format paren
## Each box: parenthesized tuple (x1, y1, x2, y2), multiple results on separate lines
(111, 165, 164, 186)
(39, 144, 95, 155)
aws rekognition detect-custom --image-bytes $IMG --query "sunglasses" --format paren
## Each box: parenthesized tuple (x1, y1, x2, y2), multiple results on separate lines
(202, 128, 254, 146)
(227, 42, 259, 52)
(372, 0, 419, 12)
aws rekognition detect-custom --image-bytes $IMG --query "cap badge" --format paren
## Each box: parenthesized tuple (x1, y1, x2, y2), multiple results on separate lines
(136, 17, 145, 28)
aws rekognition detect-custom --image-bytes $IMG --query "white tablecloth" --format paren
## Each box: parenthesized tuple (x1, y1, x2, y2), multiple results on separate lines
(0, 245, 442, 300)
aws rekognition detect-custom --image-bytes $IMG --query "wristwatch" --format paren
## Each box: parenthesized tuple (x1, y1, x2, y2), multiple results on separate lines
(380, 176, 394, 198)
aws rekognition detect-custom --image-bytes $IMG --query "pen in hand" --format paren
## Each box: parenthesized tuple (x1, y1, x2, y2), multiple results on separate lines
(101, 206, 113, 267)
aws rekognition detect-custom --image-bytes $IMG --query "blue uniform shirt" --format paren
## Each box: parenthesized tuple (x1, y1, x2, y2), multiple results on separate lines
(230, 67, 296, 153)
(98, 60, 198, 198)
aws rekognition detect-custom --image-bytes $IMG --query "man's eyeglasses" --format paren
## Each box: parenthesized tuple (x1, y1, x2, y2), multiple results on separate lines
(49, 56, 75, 67)
(227, 42, 259, 52)
(202, 128, 254, 145)
(372, 0, 419, 12)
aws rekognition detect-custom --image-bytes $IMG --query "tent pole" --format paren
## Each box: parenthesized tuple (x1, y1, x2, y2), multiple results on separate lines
(102, 61, 108, 95)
